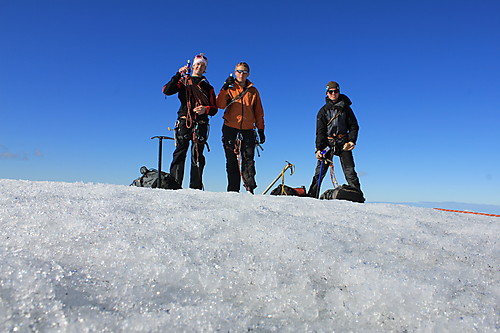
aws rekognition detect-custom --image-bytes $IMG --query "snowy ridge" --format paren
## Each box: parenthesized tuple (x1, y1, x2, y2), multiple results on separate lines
(0, 179, 498, 332)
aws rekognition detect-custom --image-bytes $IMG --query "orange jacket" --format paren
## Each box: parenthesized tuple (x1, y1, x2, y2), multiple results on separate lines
(216, 80, 265, 130)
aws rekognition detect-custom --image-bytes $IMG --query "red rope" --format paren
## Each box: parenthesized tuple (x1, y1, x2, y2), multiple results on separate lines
(180, 75, 210, 129)
(433, 208, 500, 217)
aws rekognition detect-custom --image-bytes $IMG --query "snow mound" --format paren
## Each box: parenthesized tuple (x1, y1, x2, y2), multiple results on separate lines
(0, 179, 498, 332)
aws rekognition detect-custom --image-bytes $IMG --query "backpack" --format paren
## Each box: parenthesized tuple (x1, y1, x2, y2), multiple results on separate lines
(320, 184, 365, 203)
(270, 184, 308, 197)
(131, 166, 181, 189)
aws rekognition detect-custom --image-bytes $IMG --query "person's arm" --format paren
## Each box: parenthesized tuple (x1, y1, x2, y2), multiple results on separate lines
(346, 106, 359, 144)
(216, 88, 231, 109)
(162, 72, 182, 96)
(315, 109, 328, 152)
(205, 87, 218, 116)
(253, 89, 265, 130)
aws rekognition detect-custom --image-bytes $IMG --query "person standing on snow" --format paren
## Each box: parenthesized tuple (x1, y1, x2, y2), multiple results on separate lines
(162, 53, 217, 190)
(216, 62, 265, 194)
(307, 81, 363, 198)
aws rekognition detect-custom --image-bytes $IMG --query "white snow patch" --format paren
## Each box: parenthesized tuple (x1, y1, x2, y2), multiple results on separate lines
(0, 179, 498, 332)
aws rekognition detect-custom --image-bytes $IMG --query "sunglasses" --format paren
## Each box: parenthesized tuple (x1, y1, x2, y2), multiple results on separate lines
(236, 69, 249, 74)
(327, 89, 340, 94)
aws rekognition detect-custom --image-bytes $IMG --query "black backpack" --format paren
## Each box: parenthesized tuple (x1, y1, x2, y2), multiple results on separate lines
(320, 184, 365, 203)
(131, 166, 181, 189)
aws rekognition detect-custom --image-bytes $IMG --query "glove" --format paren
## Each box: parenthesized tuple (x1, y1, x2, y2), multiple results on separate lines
(315, 146, 330, 160)
(258, 129, 265, 144)
(221, 75, 235, 90)
(343, 142, 355, 151)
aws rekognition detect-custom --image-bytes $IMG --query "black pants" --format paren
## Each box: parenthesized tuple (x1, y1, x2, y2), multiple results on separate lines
(169, 119, 207, 190)
(222, 125, 257, 193)
(307, 149, 361, 198)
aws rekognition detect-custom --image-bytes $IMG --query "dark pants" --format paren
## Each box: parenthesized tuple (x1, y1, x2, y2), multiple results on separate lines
(169, 119, 207, 190)
(222, 125, 257, 193)
(307, 149, 361, 198)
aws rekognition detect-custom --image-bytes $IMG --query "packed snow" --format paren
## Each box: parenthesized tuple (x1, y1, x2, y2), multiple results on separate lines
(0, 179, 498, 332)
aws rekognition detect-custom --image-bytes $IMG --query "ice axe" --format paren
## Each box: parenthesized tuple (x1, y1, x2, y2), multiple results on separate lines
(151, 136, 174, 188)
(262, 161, 295, 195)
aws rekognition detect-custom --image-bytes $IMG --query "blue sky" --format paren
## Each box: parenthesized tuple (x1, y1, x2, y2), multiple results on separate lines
(1, 0, 499, 208)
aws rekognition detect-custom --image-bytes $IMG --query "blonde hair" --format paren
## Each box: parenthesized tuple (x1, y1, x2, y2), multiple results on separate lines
(235, 62, 250, 72)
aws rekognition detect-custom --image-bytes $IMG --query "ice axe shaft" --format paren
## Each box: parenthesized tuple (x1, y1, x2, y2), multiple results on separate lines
(262, 161, 294, 195)
(151, 136, 174, 188)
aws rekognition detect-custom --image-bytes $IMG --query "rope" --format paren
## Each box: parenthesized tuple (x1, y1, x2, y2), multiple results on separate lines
(233, 133, 250, 192)
(329, 162, 339, 188)
(433, 208, 500, 217)
(181, 75, 211, 129)
(182, 76, 195, 129)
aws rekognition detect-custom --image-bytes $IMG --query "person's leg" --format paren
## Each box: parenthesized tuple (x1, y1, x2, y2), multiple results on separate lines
(222, 125, 240, 192)
(169, 121, 191, 188)
(307, 159, 330, 198)
(339, 150, 361, 191)
(188, 140, 205, 189)
(240, 129, 257, 193)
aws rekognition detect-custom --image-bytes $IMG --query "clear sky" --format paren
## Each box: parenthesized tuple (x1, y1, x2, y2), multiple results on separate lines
(1, 0, 499, 206)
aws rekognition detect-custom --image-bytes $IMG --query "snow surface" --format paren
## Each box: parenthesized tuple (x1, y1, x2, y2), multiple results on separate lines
(0, 179, 498, 332)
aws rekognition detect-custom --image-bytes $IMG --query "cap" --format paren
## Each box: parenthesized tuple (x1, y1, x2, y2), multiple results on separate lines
(193, 53, 208, 67)
(326, 81, 340, 90)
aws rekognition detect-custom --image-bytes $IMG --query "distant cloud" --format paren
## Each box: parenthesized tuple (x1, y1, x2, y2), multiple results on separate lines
(0, 145, 43, 160)
(0, 151, 18, 159)
(0, 145, 17, 159)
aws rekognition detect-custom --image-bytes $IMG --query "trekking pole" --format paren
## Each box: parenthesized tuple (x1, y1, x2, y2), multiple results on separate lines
(262, 161, 294, 195)
(316, 160, 325, 197)
(315, 147, 330, 197)
(151, 136, 174, 188)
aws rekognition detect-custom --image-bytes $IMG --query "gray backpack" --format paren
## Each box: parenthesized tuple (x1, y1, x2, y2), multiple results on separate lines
(131, 166, 181, 189)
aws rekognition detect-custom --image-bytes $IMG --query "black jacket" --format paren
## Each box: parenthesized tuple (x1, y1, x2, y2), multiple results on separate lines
(315, 94, 359, 151)
(162, 72, 217, 120)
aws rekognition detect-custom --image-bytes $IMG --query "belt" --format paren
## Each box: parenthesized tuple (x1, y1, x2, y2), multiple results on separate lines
(328, 133, 347, 140)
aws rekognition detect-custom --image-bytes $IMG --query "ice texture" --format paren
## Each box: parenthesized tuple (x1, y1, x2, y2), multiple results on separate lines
(0, 179, 498, 332)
